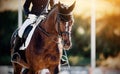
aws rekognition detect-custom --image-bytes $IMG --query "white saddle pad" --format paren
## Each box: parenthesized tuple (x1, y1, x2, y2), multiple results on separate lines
(19, 15, 45, 50)
(19, 24, 37, 50)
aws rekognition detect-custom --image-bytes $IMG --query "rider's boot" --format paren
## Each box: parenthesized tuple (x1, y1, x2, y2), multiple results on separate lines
(11, 25, 33, 62)
(11, 35, 23, 62)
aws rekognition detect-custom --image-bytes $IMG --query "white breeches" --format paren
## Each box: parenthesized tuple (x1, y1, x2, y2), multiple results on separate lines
(18, 14, 37, 38)
(54, 0, 59, 4)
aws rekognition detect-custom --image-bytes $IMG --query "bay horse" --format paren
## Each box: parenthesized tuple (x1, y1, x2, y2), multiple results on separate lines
(11, 2, 75, 74)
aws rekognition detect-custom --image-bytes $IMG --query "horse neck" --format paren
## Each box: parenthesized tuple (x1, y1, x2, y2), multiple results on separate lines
(42, 6, 58, 34)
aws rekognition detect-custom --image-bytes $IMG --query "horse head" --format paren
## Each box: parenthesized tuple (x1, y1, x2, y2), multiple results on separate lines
(40, 1, 75, 50)
(57, 1, 75, 50)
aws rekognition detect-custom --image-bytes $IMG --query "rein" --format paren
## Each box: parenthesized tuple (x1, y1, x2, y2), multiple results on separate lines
(38, 25, 50, 37)
(38, 25, 60, 43)
(37, 12, 71, 43)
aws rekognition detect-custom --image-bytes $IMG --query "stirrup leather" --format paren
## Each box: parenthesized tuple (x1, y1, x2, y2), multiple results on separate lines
(61, 55, 68, 65)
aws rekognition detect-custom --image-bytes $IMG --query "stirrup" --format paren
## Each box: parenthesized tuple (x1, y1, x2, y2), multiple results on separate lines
(61, 55, 68, 65)
(11, 52, 21, 63)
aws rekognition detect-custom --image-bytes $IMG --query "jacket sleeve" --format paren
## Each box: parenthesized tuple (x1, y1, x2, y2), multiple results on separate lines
(23, 0, 31, 16)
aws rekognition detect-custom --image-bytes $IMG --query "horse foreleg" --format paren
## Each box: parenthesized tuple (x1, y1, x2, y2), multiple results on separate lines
(12, 62, 22, 74)
(49, 65, 60, 74)
(54, 65, 60, 74)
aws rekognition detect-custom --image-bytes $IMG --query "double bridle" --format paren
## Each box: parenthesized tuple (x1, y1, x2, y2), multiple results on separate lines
(56, 13, 71, 37)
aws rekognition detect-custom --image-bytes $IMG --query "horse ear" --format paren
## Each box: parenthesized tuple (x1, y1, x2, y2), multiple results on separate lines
(67, 1, 76, 13)
(58, 2, 61, 8)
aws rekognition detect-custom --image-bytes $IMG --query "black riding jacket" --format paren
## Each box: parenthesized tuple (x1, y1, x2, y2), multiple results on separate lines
(24, 0, 54, 16)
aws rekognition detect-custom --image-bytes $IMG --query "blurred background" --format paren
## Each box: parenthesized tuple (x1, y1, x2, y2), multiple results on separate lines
(0, 0, 120, 73)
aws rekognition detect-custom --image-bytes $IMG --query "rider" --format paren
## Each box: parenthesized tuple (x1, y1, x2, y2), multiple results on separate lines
(12, 0, 56, 61)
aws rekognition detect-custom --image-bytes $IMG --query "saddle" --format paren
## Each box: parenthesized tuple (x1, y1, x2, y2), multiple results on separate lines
(11, 15, 46, 63)
(12, 15, 46, 49)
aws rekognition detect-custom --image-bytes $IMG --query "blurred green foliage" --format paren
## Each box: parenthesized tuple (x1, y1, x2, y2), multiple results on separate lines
(67, 15, 91, 66)
(0, 11, 18, 65)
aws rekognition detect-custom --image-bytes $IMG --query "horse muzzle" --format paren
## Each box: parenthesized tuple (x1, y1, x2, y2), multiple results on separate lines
(61, 32, 72, 50)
